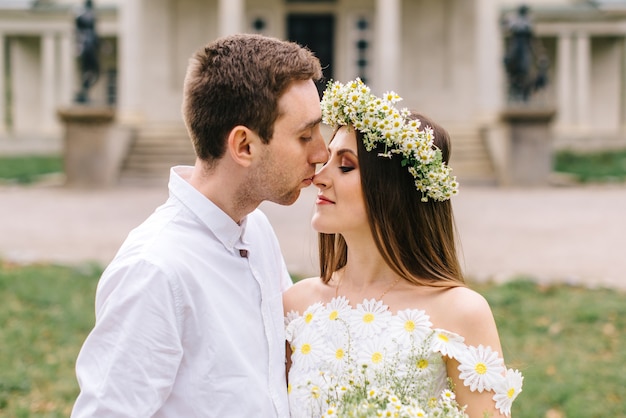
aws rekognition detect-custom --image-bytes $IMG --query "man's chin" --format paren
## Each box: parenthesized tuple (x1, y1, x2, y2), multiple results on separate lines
(272, 189, 301, 206)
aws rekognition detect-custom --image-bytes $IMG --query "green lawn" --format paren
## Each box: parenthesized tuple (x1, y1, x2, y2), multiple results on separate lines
(0, 262, 101, 417)
(0, 156, 63, 184)
(1, 262, 625, 417)
(554, 148, 626, 183)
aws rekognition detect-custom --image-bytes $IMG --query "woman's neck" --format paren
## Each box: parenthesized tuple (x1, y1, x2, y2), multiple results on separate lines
(333, 235, 402, 299)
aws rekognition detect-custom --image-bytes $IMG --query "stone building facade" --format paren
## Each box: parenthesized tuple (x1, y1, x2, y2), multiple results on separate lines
(1, 0, 626, 183)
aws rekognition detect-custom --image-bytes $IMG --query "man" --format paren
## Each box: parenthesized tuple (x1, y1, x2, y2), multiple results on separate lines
(71, 34, 328, 417)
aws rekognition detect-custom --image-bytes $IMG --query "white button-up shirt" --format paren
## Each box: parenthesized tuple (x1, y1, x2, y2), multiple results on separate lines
(72, 166, 292, 417)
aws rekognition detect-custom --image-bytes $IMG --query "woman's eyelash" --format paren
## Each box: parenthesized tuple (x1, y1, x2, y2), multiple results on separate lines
(339, 166, 355, 173)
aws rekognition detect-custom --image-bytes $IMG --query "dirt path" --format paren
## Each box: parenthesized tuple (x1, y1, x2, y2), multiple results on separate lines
(1, 182, 624, 290)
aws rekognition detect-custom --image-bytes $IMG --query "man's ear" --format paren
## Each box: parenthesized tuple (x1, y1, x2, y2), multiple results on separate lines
(226, 126, 259, 167)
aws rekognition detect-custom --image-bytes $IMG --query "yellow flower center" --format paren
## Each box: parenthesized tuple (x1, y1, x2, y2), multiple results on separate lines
(475, 362, 487, 375)
(507, 388, 515, 398)
(371, 352, 383, 363)
(417, 358, 428, 369)
(363, 313, 375, 323)
(437, 333, 449, 343)
(301, 344, 311, 355)
(335, 348, 344, 360)
(304, 313, 313, 323)
(404, 320, 415, 332)
(329, 310, 338, 320)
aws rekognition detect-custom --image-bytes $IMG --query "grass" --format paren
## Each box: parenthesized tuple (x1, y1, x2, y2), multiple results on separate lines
(1, 262, 625, 417)
(1, 149, 626, 186)
(0, 261, 101, 417)
(554, 148, 626, 183)
(0, 156, 63, 184)
(474, 279, 626, 418)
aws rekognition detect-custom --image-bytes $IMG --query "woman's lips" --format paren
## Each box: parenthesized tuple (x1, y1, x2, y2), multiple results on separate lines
(316, 195, 335, 204)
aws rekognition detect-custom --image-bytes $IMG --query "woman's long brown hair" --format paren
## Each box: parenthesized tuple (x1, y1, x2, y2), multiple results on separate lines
(319, 112, 464, 288)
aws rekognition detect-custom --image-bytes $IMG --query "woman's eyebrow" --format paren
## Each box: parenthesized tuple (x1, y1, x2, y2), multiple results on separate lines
(333, 148, 357, 157)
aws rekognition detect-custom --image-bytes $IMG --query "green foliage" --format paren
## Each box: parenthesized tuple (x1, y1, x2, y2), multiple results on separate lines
(0, 156, 63, 184)
(474, 278, 626, 418)
(554, 149, 626, 183)
(1, 264, 625, 417)
(0, 261, 101, 417)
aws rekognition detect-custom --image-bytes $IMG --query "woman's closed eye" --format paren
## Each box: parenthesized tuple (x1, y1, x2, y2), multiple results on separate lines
(339, 166, 355, 173)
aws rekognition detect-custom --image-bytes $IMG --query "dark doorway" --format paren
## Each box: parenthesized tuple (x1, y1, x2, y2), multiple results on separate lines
(287, 14, 334, 95)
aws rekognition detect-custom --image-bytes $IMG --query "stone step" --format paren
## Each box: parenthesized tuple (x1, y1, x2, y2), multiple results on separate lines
(119, 124, 498, 185)
(446, 126, 497, 185)
(119, 124, 195, 184)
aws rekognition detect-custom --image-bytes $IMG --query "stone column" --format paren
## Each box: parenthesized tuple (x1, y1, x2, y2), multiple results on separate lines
(375, 0, 400, 92)
(58, 106, 131, 188)
(118, 0, 143, 123)
(41, 32, 57, 134)
(218, 0, 243, 37)
(575, 32, 591, 129)
(501, 108, 556, 186)
(59, 30, 74, 107)
(556, 32, 573, 127)
(621, 37, 626, 130)
(0, 31, 6, 135)
(475, 0, 502, 120)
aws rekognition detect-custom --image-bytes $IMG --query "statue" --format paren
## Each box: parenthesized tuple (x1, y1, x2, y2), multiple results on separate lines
(502, 5, 549, 102)
(74, 0, 100, 103)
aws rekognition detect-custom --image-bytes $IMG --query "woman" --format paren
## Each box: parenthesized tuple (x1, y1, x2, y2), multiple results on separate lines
(284, 79, 522, 417)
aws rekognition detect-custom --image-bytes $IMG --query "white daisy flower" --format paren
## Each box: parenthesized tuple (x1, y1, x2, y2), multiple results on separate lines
(285, 312, 304, 343)
(325, 332, 350, 374)
(290, 327, 327, 372)
(302, 302, 325, 325)
(389, 309, 432, 345)
(493, 368, 524, 416)
(430, 329, 466, 359)
(440, 389, 456, 401)
(457, 344, 506, 392)
(289, 377, 325, 418)
(356, 339, 389, 371)
(284, 310, 300, 327)
(397, 348, 443, 384)
(321, 405, 337, 417)
(349, 298, 392, 339)
(325, 296, 351, 323)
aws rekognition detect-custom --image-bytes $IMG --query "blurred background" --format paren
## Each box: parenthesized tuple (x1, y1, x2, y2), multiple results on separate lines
(2, 0, 626, 185)
(1, 1, 626, 417)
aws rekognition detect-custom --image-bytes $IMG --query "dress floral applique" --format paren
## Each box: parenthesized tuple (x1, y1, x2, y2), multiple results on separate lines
(285, 297, 523, 418)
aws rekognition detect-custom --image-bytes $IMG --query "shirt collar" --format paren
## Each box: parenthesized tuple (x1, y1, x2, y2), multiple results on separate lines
(168, 166, 248, 250)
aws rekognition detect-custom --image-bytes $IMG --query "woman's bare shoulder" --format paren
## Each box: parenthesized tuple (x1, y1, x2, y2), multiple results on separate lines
(427, 286, 499, 344)
(283, 277, 329, 315)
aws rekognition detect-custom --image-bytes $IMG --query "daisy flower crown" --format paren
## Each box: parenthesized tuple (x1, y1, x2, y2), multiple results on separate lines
(320, 78, 459, 202)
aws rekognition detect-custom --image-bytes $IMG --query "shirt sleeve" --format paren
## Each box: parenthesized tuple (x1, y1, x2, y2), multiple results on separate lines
(71, 259, 183, 417)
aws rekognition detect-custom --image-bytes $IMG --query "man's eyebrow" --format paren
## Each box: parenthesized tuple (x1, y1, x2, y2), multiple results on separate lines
(298, 117, 322, 131)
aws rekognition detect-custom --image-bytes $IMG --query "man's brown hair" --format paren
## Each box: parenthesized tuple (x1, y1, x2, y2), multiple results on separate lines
(182, 34, 322, 162)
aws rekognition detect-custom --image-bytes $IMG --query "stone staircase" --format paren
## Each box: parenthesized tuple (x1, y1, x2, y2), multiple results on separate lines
(447, 125, 498, 185)
(117, 123, 498, 187)
(119, 123, 195, 186)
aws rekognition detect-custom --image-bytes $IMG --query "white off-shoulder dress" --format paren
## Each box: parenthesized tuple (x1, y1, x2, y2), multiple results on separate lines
(285, 297, 523, 418)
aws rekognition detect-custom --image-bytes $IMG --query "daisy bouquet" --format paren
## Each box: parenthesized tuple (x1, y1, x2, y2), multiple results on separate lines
(320, 366, 468, 418)
(287, 298, 523, 418)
